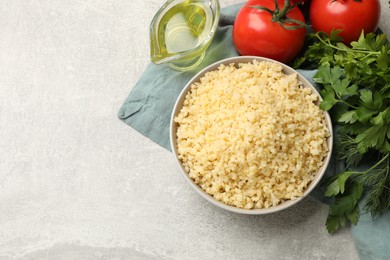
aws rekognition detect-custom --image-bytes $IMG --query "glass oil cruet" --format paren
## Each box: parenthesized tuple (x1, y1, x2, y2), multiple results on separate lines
(150, 0, 220, 71)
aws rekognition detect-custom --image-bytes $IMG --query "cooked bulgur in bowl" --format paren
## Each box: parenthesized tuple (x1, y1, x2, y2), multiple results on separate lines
(170, 56, 333, 214)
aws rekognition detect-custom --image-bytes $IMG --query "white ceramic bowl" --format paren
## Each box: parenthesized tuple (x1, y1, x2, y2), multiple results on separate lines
(170, 56, 333, 214)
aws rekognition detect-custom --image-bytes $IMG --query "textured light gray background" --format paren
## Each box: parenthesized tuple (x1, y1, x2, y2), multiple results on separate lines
(0, 1, 389, 259)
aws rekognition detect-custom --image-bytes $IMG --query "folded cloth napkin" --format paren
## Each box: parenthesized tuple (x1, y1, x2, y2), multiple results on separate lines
(118, 3, 390, 259)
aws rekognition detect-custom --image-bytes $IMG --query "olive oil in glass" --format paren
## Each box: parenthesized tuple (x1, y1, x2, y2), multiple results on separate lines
(150, 0, 220, 71)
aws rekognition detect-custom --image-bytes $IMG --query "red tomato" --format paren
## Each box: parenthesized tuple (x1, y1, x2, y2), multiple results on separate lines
(233, 0, 306, 63)
(310, 0, 381, 44)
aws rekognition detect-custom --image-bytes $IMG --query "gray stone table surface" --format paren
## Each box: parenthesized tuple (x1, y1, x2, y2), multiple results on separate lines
(0, 1, 389, 259)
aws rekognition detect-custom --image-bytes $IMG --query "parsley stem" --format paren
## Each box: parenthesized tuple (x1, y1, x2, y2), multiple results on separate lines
(362, 154, 390, 175)
(315, 33, 380, 55)
(336, 95, 358, 110)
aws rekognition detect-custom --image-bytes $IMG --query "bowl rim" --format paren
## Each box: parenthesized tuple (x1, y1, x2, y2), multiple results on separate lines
(170, 56, 334, 214)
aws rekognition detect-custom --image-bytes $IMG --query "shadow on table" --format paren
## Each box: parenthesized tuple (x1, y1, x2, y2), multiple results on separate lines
(205, 195, 328, 232)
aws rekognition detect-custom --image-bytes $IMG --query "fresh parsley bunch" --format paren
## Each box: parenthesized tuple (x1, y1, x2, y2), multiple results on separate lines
(295, 31, 390, 233)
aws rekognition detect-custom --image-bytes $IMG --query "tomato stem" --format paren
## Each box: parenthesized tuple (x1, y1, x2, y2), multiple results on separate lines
(250, 0, 308, 30)
(273, 0, 290, 22)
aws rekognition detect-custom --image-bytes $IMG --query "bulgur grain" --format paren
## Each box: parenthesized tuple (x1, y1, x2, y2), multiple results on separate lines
(175, 61, 330, 209)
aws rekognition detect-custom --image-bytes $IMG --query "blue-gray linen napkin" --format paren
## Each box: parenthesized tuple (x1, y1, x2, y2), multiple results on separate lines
(118, 3, 390, 259)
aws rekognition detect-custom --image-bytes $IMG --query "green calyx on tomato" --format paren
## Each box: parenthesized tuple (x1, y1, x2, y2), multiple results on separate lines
(233, 0, 307, 63)
(290, 0, 307, 4)
(250, 0, 308, 30)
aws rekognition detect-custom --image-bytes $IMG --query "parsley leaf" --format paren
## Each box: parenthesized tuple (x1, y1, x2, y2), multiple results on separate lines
(297, 30, 390, 233)
(326, 181, 363, 233)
